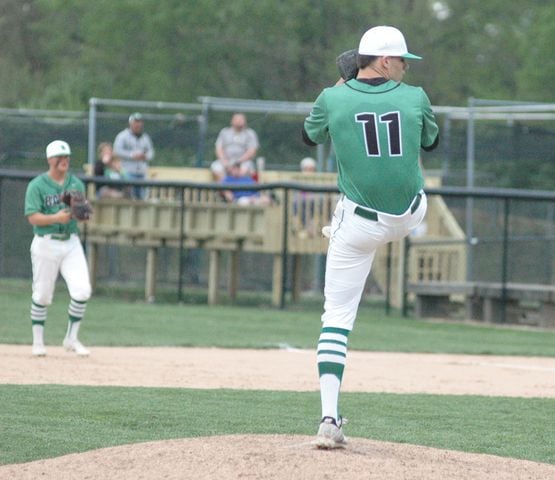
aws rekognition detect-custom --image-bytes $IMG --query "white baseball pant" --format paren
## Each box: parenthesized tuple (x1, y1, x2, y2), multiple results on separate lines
(31, 234, 92, 306)
(321, 193, 427, 331)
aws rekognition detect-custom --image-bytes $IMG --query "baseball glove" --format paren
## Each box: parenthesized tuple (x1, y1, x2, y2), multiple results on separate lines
(336, 49, 358, 81)
(61, 190, 93, 221)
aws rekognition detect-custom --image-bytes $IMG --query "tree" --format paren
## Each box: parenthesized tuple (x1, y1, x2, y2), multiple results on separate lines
(516, 4, 555, 101)
(0, 0, 553, 108)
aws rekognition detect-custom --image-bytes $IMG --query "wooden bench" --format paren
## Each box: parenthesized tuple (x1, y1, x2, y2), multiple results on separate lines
(408, 281, 476, 319)
(407, 281, 555, 327)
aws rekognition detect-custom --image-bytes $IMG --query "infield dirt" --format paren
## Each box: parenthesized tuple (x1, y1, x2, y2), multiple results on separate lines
(1, 345, 554, 479)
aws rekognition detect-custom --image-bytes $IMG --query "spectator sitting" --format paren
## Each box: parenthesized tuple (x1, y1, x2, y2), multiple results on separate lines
(211, 113, 259, 178)
(300, 156, 317, 174)
(94, 142, 110, 178)
(222, 162, 270, 205)
(93, 142, 112, 196)
(210, 160, 227, 183)
(294, 157, 320, 237)
(95, 142, 130, 199)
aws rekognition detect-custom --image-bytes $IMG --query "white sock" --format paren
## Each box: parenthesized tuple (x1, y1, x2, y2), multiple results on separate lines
(65, 320, 81, 342)
(32, 323, 45, 346)
(66, 299, 86, 342)
(320, 373, 341, 420)
(31, 302, 47, 346)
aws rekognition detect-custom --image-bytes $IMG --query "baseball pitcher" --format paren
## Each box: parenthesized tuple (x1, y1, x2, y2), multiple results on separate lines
(24, 140, 93, 356)
(303, 26, 439, 448)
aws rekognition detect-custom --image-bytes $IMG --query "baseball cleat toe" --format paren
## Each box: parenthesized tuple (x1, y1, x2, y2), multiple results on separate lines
(313, 416, 348, 449)
(63, 339, 90, 356)
(32, 345, 47, 357)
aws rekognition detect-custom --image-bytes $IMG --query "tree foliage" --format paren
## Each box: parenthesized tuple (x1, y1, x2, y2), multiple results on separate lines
(0, 0, 554, 108)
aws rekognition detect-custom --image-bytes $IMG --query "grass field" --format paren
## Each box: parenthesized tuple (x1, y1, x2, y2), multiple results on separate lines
(1, 278, 554, 466)
(2, 279, 554, 356)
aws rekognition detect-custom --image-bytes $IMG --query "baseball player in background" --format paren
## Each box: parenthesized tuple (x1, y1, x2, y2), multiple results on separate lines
(24, 140, 92, 356)
(303, 26, 439, 448)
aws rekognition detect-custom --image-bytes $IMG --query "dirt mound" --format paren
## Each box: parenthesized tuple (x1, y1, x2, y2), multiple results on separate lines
(1, 435, 553, 480)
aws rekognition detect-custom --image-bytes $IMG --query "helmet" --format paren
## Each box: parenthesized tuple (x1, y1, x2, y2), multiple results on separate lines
(46, 140, 71, 158)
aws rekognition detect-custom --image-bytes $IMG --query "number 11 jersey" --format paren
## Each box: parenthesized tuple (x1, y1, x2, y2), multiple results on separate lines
(304, 78, 439, 215)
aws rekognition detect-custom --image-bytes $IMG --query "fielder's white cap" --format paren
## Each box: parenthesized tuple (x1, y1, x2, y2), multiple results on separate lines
(358, 26, 422, 60)
(46, 140, 71, 158)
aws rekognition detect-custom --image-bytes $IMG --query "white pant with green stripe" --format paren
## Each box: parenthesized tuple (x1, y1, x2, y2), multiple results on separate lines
(316, 195, 427, 420)
(322, 194, 426, 331)
(31, 234, 91, 306)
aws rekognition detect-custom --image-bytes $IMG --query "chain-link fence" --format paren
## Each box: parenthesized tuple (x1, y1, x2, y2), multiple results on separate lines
(1, 98, 554, 315)
(2, 99, 555, 189)
(1, 171, 553, 310)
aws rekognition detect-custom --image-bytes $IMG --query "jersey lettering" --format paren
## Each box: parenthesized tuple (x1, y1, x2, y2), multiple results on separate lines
(45, 194, 62, 208)
(355, 111, 402, 157)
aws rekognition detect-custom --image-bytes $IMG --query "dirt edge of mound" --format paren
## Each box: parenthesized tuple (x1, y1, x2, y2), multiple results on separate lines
(2, 434, 554, 480)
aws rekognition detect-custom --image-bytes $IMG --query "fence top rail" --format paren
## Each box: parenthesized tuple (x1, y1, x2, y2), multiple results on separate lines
(0, 107, 87, 118)
(425, 186, 555, 201)
(89, 97, 202, 111)
(198, 96, 314, 115)
(1, 169, 554, 201)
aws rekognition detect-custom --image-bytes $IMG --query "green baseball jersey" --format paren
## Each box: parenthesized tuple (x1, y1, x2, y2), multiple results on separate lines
(304, 79, 439, 214)
(24, 172, 85, 236)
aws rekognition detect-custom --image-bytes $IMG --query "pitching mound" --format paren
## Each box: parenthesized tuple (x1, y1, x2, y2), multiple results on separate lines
(2, 434, 553, 480)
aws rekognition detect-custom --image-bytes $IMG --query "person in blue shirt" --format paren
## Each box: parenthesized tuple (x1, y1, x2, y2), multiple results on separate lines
(222, 161, 271, 205)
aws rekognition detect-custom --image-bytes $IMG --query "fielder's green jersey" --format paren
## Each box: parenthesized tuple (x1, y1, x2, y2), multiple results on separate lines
(304, 79, 439, 214)
(24, 172, 85, 236)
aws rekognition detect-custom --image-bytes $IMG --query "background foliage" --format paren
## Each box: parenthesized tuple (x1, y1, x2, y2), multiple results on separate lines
(1, 0, 554, 108)
(0, 1, 554, 188)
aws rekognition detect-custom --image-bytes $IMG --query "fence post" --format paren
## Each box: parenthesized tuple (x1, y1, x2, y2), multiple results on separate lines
(401, 237, 410, 317)
(385, 242, 392, 315)
(500, 197, 510, 323)
(196, 102, 209, 167)
(177, 186, 186, 302)
(87, 98, 97, 168)
(279, 187, 290, 309)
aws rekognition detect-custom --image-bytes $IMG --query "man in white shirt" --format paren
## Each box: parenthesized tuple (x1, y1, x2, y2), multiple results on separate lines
(211, 113, 259, 179)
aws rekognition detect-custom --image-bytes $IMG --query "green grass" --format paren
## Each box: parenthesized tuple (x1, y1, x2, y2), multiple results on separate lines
(1, 278, 554, 355)
(0, 385, 553, 465)
(1, 278, 554, 466)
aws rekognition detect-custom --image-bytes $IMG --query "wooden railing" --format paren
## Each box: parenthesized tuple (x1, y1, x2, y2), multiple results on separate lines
(84, 169, 467, 308)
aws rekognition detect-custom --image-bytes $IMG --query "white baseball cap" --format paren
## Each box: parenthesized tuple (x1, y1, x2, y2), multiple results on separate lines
(358, 26, 422, 59)
(46, 140, 71, 158)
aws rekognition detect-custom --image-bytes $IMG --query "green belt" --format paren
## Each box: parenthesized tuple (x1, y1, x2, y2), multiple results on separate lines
(354, 193, 422, 222)
(353, 206, 378, 221)
(37, 233, 71, 241)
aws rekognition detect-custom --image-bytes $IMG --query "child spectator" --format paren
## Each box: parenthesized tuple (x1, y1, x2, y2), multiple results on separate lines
(95, 142, 130, 199)
(222, 162, 270, 205)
